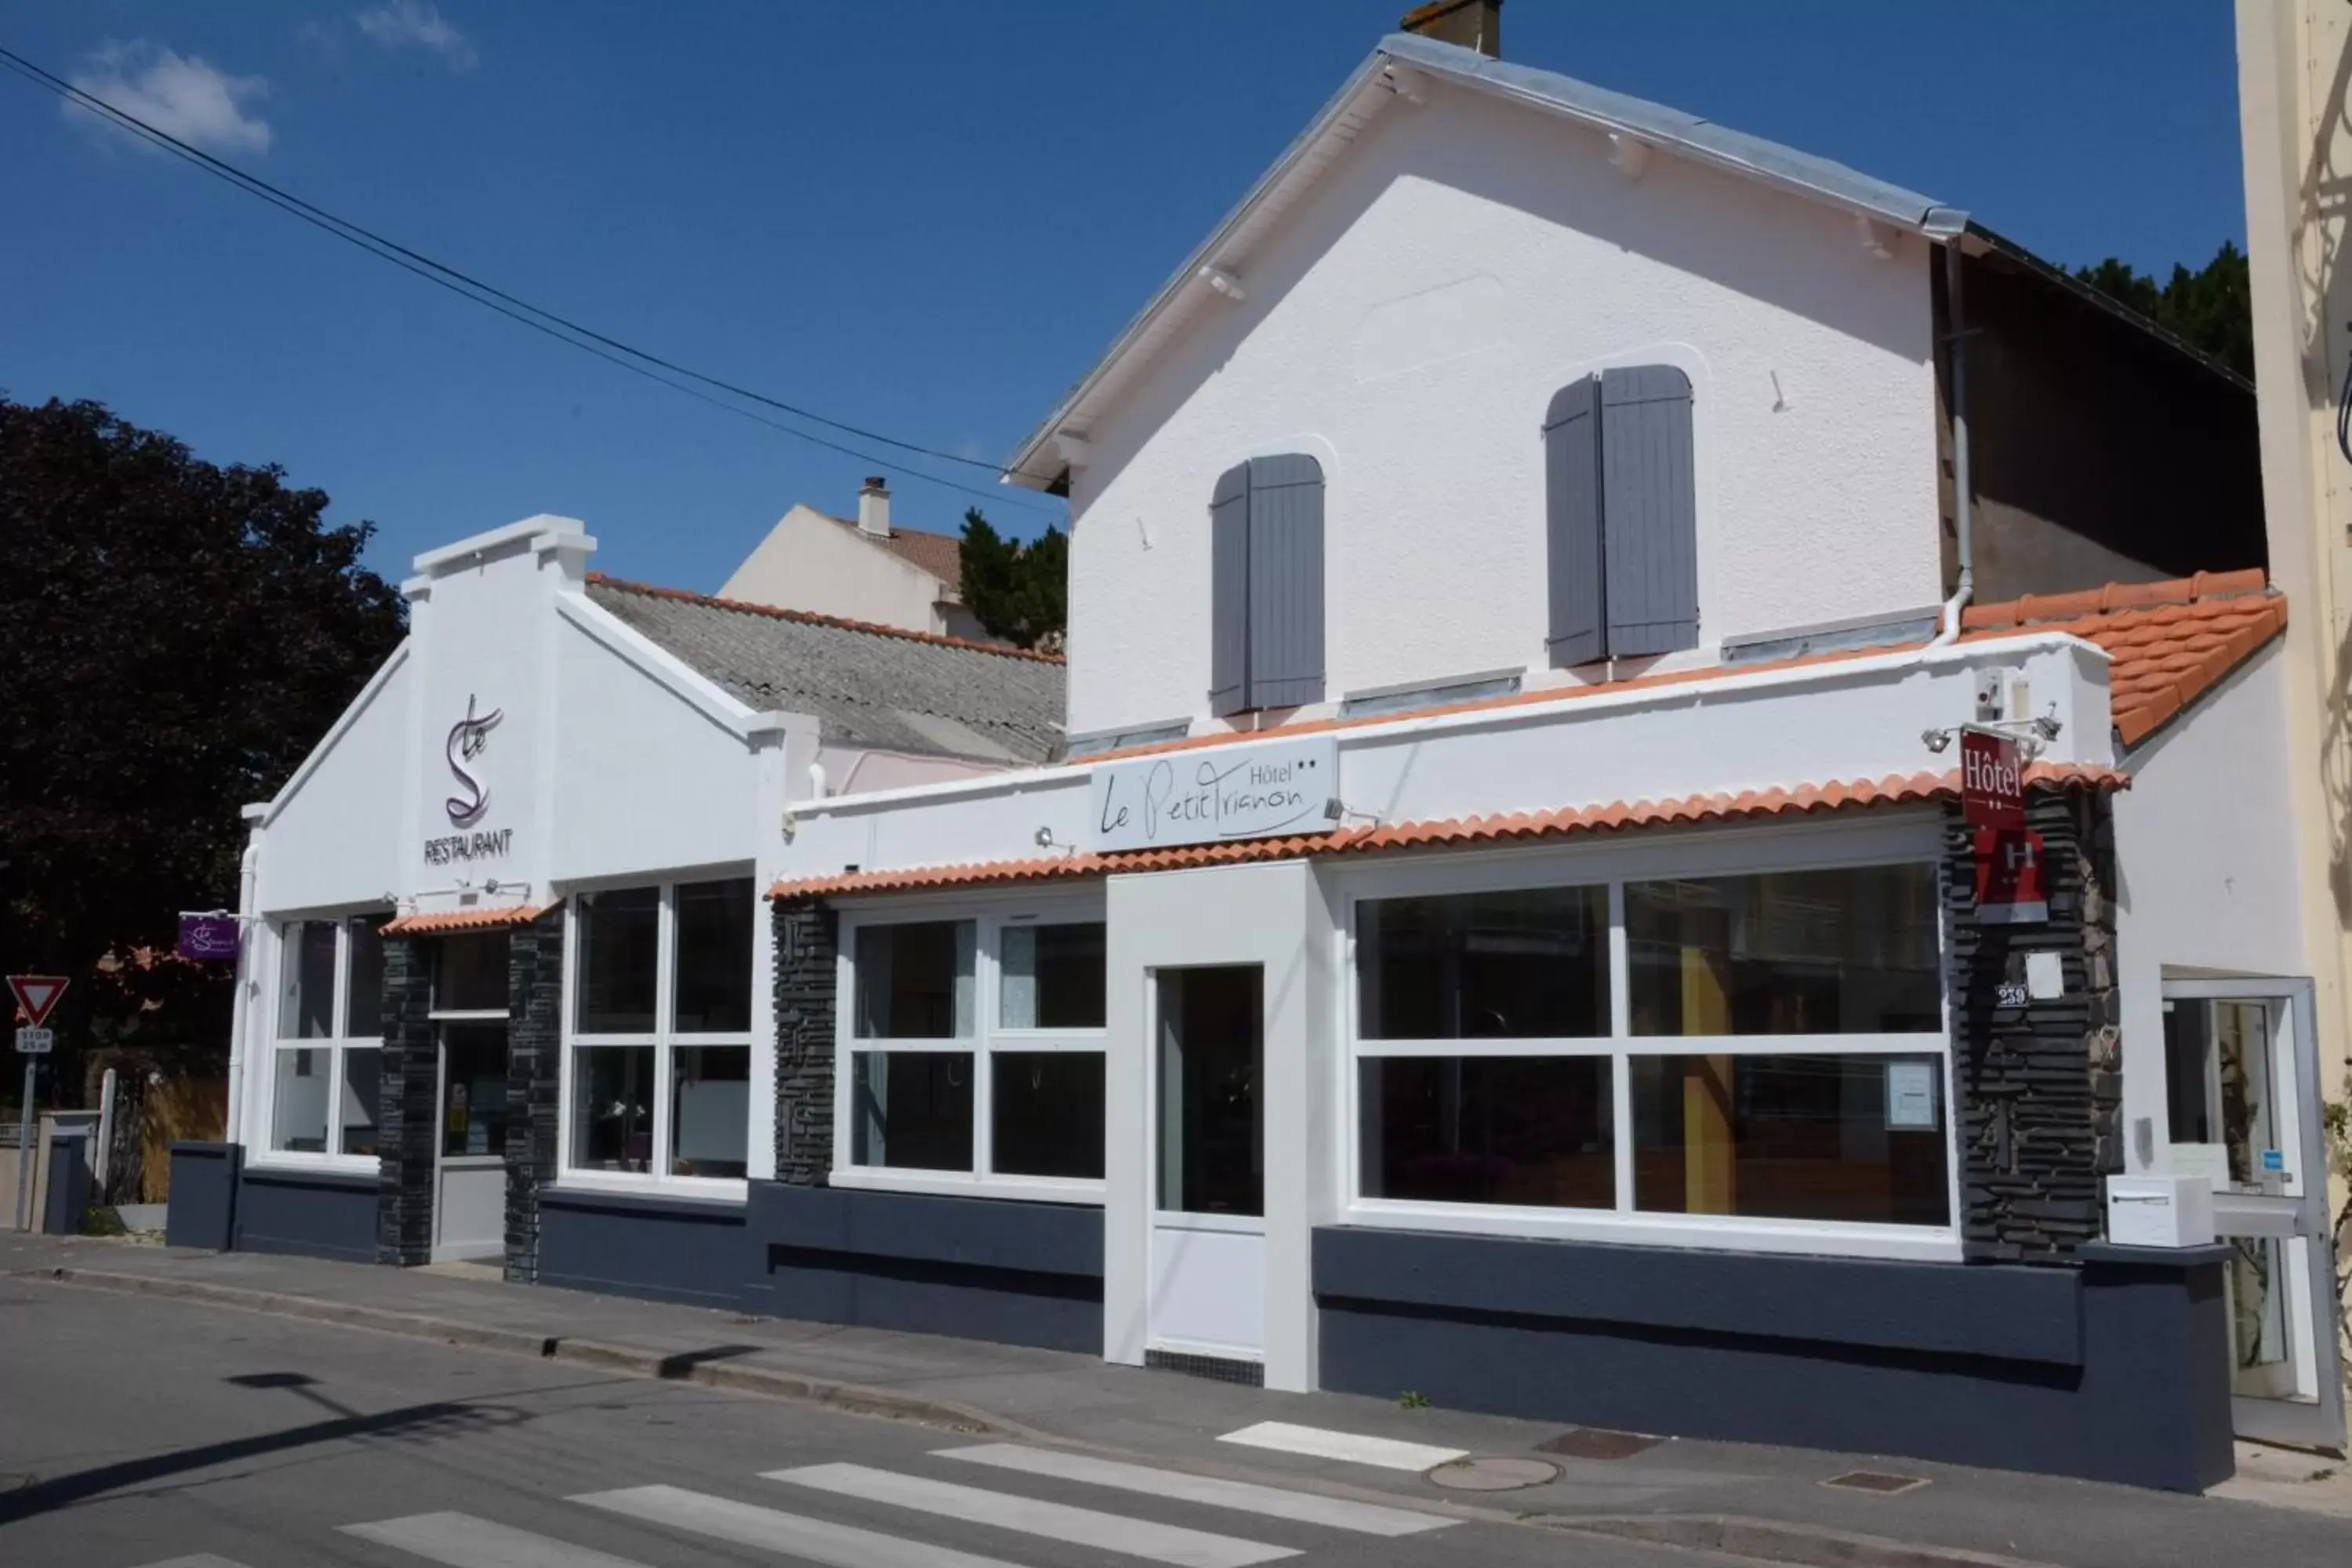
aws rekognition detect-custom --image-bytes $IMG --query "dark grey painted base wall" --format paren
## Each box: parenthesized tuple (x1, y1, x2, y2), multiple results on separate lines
(1315, 1227, 2234, 1493)
(747, 1183, 1103, 1353)
(165, 1142, 240, 1250)
(236, 1167, 379, 1262)
(539, 1187, 750, 1309)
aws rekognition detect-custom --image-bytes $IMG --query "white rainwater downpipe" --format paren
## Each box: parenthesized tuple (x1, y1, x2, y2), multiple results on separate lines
(1931, 236, 1976, 648)
(222, 834, 261, 1147)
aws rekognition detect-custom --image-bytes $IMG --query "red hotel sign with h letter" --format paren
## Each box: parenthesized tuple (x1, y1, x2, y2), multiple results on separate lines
(1962, 727, 2045, 924)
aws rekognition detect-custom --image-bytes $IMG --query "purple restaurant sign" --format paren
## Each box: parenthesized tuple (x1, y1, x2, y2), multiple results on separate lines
(177, 913, 242, 962)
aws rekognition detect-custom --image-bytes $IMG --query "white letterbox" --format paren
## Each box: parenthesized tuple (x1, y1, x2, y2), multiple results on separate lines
(2104, 1174, 2216, 1249)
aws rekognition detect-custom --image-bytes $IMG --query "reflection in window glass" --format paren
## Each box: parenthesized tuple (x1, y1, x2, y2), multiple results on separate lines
(344, 916, 386, 1037)
(1157, 967, 1262, 1217)
(434, 932, 509, 1014)
(1359, 1056, 1613, 1208)
(851, 1051, 974, 1170)
(992, 1053, 1105, 1178)
(340, 1049, 381, 1157)
(1629, 1054, 1950, 1225)
(575, 887, 659, 1032)
(674, 879, 754, 1033)
(571, 1044, 655, 1171)
(854, 922, 975, 1039)
(1357, 887, 1609, 1039)
(278, 921, 338, 1039)
(670, 1044, 750, 1178)
(270, 1047, 330, 1152)
(440, 1026, 510, 1157)
(1625, 866, 1941, 1036)
(999, 923, 1107, 1029)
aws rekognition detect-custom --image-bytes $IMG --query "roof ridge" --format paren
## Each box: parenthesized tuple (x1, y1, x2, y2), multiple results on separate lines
(584, 572, 1062, 664)
(1961, 568, 2270, 630)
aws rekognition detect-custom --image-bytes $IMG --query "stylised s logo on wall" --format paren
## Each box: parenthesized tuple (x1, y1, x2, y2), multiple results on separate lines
(445, 695, 503, 827)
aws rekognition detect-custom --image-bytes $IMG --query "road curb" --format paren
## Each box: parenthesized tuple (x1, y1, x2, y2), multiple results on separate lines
(35, 1265, 1014, 1437)
(1538, 1513, 2063, 1568)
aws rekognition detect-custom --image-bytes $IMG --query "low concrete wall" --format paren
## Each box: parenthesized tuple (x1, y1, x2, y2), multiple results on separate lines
(236, 1166, 379, 1263)
(164, 1141, 240, 1250)
(1315, 1228, 2234, 1492)
(748, 1183, 1104, 1353)
(539, 1186, 750, 1309)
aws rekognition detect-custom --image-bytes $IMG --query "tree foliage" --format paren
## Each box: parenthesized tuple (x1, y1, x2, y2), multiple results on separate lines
(0, 397, 407, 1078)
(959, 507, 1068, 651)
(2074, 241, 2253, 379)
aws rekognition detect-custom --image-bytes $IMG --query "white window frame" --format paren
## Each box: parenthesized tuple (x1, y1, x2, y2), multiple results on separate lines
(256, 909, 390, 1171)
(1335, 815, 1963, 1263)
(557, 871, 757, 1200)
(832, 889, 1108, 1203)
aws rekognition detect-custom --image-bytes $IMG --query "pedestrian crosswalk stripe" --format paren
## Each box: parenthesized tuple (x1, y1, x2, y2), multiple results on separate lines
(1216, 1421, 1468, 1473)
(572, 1484, 1036, 1568)
(935, 1443, 1456, 1537)
(131, 1557, 255, 1568)
(768, 1462, 1299, 1568)
(340, 1512, 652, 1568)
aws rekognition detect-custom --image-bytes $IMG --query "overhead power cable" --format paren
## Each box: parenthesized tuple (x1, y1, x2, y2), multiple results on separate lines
(0, 42, 1063, 515)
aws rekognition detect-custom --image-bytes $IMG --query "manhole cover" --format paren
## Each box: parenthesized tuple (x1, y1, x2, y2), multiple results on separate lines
(1537, 1427, 1663, 1461)
(1427, 1456, 1559, 1492)
(1821, 1469, 1929, 1495)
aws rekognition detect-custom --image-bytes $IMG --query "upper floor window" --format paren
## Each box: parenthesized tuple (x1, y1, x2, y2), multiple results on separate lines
(1209, 454, 1325, 716)
(1544, 366, 1698, 666)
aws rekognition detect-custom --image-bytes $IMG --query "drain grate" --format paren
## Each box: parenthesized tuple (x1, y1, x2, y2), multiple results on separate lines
(1537, 1428, 1663, 1461)
(1821, 1469, 1930, 1495)
(1143, 1348, 1265, 1387)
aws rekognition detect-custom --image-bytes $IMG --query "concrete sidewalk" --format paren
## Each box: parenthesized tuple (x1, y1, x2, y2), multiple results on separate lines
(5, 1230, 2347, 1568)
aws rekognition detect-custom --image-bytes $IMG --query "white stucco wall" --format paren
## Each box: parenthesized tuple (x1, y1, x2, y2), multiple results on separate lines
(720, 504, 949, 636)
(1061, 81, 1942, 738)
(2111, 644, 2313, 1171)
(256, 646, 415, 916)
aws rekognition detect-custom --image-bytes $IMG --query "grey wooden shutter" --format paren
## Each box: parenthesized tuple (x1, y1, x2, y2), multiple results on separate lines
(1543, 376, 1605, 666)
(1208, 462, 1250, 716)
(1599, 364, 1698, 656)
(1244, 454, 1326, 709)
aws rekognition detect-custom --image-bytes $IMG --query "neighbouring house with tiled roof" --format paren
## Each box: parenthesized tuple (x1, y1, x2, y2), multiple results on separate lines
(191, 9, 2336, 1490)
(717, 477, 995, 643)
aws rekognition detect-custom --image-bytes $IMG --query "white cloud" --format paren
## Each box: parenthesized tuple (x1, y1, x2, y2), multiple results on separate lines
(356, 1, 477, 71)
(66, 42, 271, 156)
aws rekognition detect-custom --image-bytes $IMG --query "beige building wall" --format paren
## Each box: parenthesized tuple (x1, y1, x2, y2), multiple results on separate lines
(2237, 0, 2352, 1257)
(720, 503, 952, 635)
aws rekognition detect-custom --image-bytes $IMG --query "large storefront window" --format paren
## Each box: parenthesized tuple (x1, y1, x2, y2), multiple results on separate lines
(841, 904, 1107, 1194)
(1348, 836, 1952, 1250)
(564, 877, 754, 1185)
(265, 912, 391, 1161)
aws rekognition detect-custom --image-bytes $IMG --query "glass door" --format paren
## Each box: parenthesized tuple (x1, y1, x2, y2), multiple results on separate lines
(1149, 966, 1265, 1362)
(2162, 978, 2345, 1449)
(432, 1023, 510, 1262)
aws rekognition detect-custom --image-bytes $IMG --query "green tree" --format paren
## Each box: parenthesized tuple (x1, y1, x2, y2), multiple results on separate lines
(2074, 241, 2253, 379)
(959, 507, 1067, 651)
(0, 397, 407, 1086)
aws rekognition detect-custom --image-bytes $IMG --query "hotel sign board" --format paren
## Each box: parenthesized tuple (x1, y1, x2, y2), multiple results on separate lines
(1088, 735, 1341, 854)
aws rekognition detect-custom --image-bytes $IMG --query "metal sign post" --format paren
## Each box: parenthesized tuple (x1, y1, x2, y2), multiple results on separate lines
(9, 976, 67, 1233)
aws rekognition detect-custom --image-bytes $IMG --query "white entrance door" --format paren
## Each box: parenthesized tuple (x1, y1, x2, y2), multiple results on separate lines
(1149, 966, 1265, 1364)
(2162, 978, 2345, 1450)
(432, 1023, 509, 1263)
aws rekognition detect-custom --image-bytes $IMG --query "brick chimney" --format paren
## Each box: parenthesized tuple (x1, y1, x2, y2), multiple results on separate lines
(1401, 0, 1500, 58)
(856, 476, 892, 537)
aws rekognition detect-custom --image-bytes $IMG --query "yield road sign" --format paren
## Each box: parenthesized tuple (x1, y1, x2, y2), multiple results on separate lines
(6, 975, 67, 1029)
(14, 1027, 52, 1055)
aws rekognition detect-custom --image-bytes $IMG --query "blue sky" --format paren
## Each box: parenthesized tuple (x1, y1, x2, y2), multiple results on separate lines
(1, 2, 2247, 590)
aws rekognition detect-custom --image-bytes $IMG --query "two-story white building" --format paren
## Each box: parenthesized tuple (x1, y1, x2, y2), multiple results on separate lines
(186, 28, 2338, 1490)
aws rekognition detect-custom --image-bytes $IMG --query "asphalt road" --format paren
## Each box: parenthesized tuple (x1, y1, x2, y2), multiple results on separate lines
(0, 1280, 1691, 1568)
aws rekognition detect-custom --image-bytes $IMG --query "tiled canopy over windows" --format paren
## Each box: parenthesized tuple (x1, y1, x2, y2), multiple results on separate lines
(843, 908, 1109, 1192)
(268, 913, 388, 1161)
(565, 878, 757, 1185)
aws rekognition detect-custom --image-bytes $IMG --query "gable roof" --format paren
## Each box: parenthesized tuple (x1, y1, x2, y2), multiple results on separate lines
(818, 511, 966, 595)
(1005, 31, 1968, 492)
(584, 575, 1064, 765)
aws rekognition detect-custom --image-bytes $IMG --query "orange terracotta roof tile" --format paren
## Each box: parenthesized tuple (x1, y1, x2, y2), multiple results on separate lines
(1961, 570, 2286, 747)
(768, 763, 2128, 902)
(584, 572, 1062, 664)
(381, 902, 551, 935)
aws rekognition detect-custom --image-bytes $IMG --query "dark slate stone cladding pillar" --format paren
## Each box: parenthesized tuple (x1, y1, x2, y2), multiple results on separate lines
(377, 935, 437, 1265)
(1945, 786, 2123, 1265)
(774, 898, 838, 1185)
(505, 909, 564, 1283)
